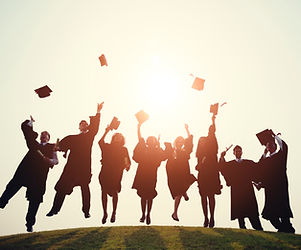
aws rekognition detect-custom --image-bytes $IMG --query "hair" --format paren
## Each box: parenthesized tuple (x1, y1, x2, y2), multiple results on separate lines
(79, 120, 88, 125)
(174, 136, 184, 148)
(41, 131, 50, 140)
(146, 136, 159, 148)
(111, 133, 125, 146)
(233, 145, 242, 151)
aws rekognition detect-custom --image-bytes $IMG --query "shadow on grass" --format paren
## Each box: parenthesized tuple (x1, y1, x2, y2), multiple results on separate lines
(125, 227, 167, 250)
(60, 228, 111, 250)
(179, 227, 300, 250)
(0, 230, 79, 250)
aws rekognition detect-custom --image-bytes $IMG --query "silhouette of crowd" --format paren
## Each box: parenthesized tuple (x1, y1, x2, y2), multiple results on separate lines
(0, 101, 295, 234)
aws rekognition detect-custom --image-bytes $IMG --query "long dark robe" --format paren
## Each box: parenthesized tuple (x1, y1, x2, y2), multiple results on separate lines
(55, 113, 100, 195)
(132, 138, 167, 199)
(5, 120, 55, 202)
(257, 139, 293, 220)
(98, 142, 131, 196)
(220, 159, 260, 220)
(196, 130, 222, 196)
(166, 135, 197, 199)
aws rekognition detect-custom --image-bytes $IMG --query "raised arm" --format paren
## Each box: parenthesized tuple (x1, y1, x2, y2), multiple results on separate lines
(185, 123, 191, 138)
(137, 122, 142, 141)
(99, 125, 111, 147)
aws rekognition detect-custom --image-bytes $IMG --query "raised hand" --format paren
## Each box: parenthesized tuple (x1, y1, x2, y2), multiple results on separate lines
(97, 102, 104, 113)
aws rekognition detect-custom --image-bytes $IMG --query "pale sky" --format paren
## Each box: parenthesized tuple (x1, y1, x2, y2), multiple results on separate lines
(0, 0, 300, 236)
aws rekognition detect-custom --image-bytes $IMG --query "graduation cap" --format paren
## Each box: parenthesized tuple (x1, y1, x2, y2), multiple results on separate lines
(210, 103, 219, 115)
(192, 77, 205, 91)
(109, 117, 120, 130)
(34, 85, 52, 98)
(135, 110, 149, 124)
(256, 129, 275, 146)
(99, 54, 108, 66)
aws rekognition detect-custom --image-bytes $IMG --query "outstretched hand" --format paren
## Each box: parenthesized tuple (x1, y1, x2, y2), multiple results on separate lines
(185, 124, 189, 130)
(97, 102, 104, 113)
(30, 115, 35, 122)
(221, 151, 227, 158)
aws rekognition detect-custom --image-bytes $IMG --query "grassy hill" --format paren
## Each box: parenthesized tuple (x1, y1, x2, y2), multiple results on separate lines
(0, 226, 300, 249)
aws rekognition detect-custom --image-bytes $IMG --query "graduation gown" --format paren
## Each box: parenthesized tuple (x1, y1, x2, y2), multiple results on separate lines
(220, 159, 260, 220)
(132, 138, 167, 199)
(98, 142, 131, 196)
(257, 139, 293, 220)
(166, 135, 197, 199)
(8, 120, 56, 202)
(55, 113, 100, 194)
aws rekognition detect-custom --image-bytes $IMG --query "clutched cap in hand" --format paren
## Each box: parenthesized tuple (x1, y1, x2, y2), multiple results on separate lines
(34, 85, 52, 98)
(135, 110, 149, 124)
(110, 117, 120, 130)
(99, 54, 108, 66)
(210, 103, 219, 115)
(256, 129, 275, 146)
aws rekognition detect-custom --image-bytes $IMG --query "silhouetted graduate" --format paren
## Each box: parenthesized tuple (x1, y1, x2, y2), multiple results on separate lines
(46, 102, 103, 218)
(132, 114, 168, 225)
(256, 131, 295, 233)
(220, 145, 263, 230)
(166, 124, 196, 222)
(98, 117, 131, 224)
(195, 113, 222, 228)
(0, 116, 58, 232)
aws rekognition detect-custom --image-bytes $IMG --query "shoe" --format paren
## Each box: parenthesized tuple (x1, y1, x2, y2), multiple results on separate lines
(110, 213, 116, 223)
(140, 215, 145, 223)
(84, 212, 91, 219)
(26, 224, 33, 233)
(146, 215, 151, 225)
(203, 218, 209, 227)
(46, 210, 57, 217)
(183, 193, 189, 201)
(209, 218, 215, 228)
(172, 213, 179, 222)
(102, 213, 108, 224)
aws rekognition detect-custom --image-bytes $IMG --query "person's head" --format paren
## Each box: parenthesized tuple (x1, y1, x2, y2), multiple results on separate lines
(111, 133, 125, 146)
(146, 136, 158, 149)
(174, 136, 185, 150)
(40, 131, 50, 144)
(233, 145, 242, 159)
(79, 120, 89, 133)
(266, 140, 277, 154)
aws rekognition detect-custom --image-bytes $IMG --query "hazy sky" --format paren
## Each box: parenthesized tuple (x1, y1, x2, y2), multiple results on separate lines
(0, 1, 300, 236)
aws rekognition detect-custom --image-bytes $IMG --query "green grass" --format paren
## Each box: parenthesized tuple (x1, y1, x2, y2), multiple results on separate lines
(0, 226, 300, 249)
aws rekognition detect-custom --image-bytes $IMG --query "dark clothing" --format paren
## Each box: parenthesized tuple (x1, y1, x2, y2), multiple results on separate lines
(50, 113, 100, 215)
(220, 159, 260, 220)
(132, 139, 167, 200)
(166, 135, 196, 199)
(54, 113, 100, 195)
(98, 142, 131, 196)
(0, 120, 57, 227)
(257, 139, 293, 221)
(196, 131, 222, 196)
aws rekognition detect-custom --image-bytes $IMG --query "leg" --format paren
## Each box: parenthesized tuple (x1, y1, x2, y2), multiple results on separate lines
(140, 198, 146, 222)
(172, 196, 181, 221)
(0, 179, 22, 208)
(46, 191, 66, 216)
(146, 199, 153, 225)
(238, 218, 247, 229)
(101, 191, 108, 224)
(269, 217, 282, 230)
(25, 200, 40, 232)
(208, 194, 216, 228)
(249, 216, 263, 231)
(201, 195, 209, 227)
(81, 184, 91, 218)
(110, 192, 118, 223)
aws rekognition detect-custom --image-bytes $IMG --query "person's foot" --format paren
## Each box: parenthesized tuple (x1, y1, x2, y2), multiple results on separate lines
(110, 213, 116, 223)
(26, 224, 33, 233)
(146, 215, 151, 225)
(46, 210, 57, 217)
(203, 218, 209, 227)
(172, 213, 179, 222)
(183, 193, 189, 201)
(0, 199, 7, 209)
(102, 213, 108, 224)
(84, 212, 91, 219)
(140, 215, 145, 223)
(209, 218, 215, 228)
